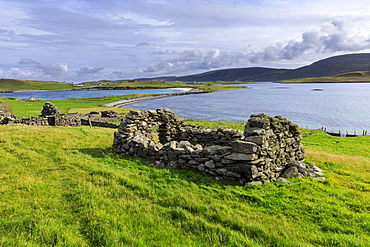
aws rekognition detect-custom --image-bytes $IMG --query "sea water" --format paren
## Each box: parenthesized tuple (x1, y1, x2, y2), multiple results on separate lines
(0, 88, 190, 100)
(125, 82, 370, 133)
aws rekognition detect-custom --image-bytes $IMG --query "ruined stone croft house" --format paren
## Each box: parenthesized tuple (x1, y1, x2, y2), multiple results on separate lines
(0, 102, 124, 128)
(113, 108, 323, 185)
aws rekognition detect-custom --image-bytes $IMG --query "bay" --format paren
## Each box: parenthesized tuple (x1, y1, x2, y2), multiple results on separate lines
(0, 88, 190, 100)
(124, 82, 370, 134)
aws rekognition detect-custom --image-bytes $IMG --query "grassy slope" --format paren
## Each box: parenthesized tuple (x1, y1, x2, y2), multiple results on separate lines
(0, 124, 369, 246)
(276, 71, 370, 83)
(0, 79, 74, 91)
(90, 81, 247, 91)
(0, 95, 149, 117)
(0, 78, 246, 92)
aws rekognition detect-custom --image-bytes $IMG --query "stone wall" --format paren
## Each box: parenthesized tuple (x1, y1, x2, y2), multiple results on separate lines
(81, 119, 119, 128)
(1, 102, 123, 128)
(113, 108, 322, 185)
(12, 116, 50, 126)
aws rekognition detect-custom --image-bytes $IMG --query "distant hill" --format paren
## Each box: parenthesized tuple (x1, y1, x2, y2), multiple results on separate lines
(0, 79, 32, 87)
(277, 70, 370, 83)
(0, 79, 72, 92)
(0, 79, 67, 87)
(136, 53, 370, 82)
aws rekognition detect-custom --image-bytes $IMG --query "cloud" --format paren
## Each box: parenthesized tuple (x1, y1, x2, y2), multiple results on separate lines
(0, 67, 41, 79)
(11, 58, 69, 78)
(76, 65, 104, 77)
(250, 19, 370, 63)
(38, 63, 68, 77)
(142, 48, 248, 75)
(111, 71, 127, 79)
(18, 58, 40, 65)
(136, 42, 150, 47)
(142, 19, 370, 75)
(151, 49, 171, 55)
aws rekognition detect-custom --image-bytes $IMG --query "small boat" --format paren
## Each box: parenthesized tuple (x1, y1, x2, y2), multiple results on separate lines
(310, 88, 324, 91)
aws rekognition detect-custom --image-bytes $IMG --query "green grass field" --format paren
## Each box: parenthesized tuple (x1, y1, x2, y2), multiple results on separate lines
(0, 95, 139, 117)
(0, 122, 369, 246)
(0, 94, 369, 246)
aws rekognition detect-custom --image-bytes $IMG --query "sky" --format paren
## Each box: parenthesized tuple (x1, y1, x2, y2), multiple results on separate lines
(2, 0, 370, 82)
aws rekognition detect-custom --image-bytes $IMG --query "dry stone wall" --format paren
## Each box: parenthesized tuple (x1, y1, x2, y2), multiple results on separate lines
(113, 108, 322, 185)
(1, 102, 123, 128)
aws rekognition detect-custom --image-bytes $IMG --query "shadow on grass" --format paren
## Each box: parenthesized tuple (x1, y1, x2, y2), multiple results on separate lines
(77, 147, 240, 186)
(77, 147, 114, 158)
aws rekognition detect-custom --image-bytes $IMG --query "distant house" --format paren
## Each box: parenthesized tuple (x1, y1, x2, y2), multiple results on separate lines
(29, 97, 39, 102)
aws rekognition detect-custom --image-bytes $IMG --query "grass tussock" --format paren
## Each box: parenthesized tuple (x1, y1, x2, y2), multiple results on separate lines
(0, 125, 369, 246)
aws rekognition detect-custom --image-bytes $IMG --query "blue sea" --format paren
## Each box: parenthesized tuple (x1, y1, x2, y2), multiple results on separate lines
(0, 88, 189, 100)
(1, 82, 369, 133)
(124, 82, 370, 134)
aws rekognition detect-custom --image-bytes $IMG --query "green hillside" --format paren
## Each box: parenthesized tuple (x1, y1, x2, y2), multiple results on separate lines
(276, 71, 370, 83)
(139, 53, 370, 82)
(0, 79, 73, 92)
(0, 78, 245, 93)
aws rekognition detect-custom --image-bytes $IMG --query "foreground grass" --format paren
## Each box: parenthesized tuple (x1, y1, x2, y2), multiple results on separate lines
(0, 124, 369, 246)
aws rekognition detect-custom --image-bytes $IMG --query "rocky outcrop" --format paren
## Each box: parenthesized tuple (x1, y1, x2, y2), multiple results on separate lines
(113, 109, 323, 184)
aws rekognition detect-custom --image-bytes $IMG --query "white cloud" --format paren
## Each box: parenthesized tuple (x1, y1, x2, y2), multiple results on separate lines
(0, 58, 68, 79)
(39, 63, 68, 77)
(0, 67, 41, 79)
(40, 63, 68, 77)
(141, 18, 370, 75)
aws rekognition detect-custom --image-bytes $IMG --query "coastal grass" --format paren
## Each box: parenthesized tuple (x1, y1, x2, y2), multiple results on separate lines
(0, 78, 246, 92)
(81, 80, 247, 90)
(81, 80, 193, 89)
(0, 123, 369, 246)
(276, 70, 370, 83)
(0, 79, 74, 92)
(0, 95, 139, 117)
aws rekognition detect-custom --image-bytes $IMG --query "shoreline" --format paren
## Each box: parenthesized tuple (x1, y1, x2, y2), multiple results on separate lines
(103, 89, 213, 108)
(103, 87, 246, 108)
